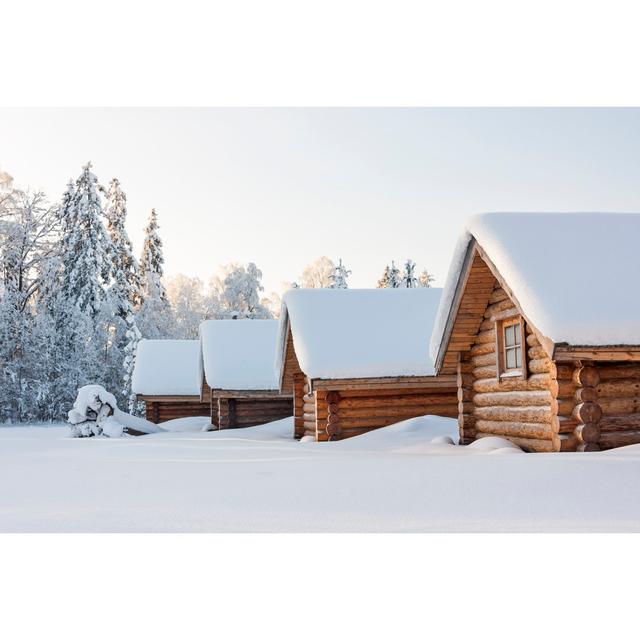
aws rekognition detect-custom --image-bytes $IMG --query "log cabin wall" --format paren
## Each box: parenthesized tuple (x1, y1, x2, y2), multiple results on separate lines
(308, 384, 458, 442)
(583, 362, 640, 450)
(144, 399, 211, 424)
(217, 396, 293, 429)
(463, 284, 560, 452)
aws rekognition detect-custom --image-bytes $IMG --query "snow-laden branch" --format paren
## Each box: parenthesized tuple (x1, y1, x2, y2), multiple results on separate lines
(68, 384, 165, 438)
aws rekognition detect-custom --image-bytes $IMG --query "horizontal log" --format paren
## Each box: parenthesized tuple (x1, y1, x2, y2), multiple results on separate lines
(322, 403, 459, 420)
(596, 379, 640, 399)
(470, 341, 496, 357)
(474, 405, 552, 424)
(473, 365, 497, 379)
(335, 393, 458, 409)
(337, 384, 457, 398)
(599, 430, 640, 449)
(484, 298, 516, 318)
(557, 380, 578, 398)
(474, 390, 552, 408)
(527, 346, 548, 361)
(475, 419, 553, 439)
(559, 433, 578, 452)
(596, 364, 640, 381)
(489, 287, 509, 304)
(473, 374, 555, 394)
(597, 397, 640, 415)
(599, 414, 640, 432)
(528, 358, 552, 374)
(475, 329, 497, 345)
(474, 432, 554, 453)
(555, 364, 576, 380)
(472, 352, 497, 368)
(526, 333, 540, 348)
(557, 398, 574, 417)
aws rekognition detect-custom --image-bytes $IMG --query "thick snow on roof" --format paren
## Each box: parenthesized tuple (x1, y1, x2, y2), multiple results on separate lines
(278, 287, 442, 380)
(132, 340, 202, 396)
(200, 319, 280, 390)
(430, 212, 640, 362)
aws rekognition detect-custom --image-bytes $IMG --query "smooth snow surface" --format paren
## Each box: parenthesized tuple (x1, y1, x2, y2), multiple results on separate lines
(431, 212, 640, 361)
(200, 319, 279, 390)
(132, 339, 202, 396)
(278, 288, 442, 380)
(3, 415, 640, 532)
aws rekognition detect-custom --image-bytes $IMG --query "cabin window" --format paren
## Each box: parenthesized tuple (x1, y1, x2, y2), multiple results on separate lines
(497, 316, 526, 378)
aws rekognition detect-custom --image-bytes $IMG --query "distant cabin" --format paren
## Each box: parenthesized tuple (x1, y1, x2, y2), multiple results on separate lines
(132, 339, 210, 423)
(277, 288, 458, 441)
(200, 319, 293, 429)
(431, 212, 640, 452)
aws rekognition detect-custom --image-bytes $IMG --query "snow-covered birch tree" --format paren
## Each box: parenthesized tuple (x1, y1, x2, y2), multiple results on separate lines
(401, 259, 418, 288)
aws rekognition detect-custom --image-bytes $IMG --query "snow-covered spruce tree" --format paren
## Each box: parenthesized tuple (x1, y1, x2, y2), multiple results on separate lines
(377, 265, 391, 288)
(329, 258, 351, 289)
(103, 178, 143, 412)
(61, 163, 112, 317)
(388, 260, 402, 288)
(210, 262, 272, 319)
(401, 259, 418, 288)
(137, 208, 174, 338)
(419, 269, 435, 287)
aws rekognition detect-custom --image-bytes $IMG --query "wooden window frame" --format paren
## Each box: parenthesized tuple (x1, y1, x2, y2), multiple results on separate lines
(495, 315, 527, 380)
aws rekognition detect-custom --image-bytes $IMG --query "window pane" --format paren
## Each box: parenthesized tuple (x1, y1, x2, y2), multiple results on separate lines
(506, 348, 516, 369)
(514, 322, 521, 345)
(515, 346, 522, 367)
(505, 325, 515, 346)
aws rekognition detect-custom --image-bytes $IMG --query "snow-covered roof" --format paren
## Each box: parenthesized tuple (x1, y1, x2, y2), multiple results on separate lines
(277, 287, 442, 380)
(200, 319, 280, 390)
(132, 340, 202, 396)
(430, 212, 640, 363)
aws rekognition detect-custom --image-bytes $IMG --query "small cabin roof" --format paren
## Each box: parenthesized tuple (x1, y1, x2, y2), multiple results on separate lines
(277, 287, 442, 381)
(200, 319, 280, 390)
(430, 212, 640, 366)
(132, 339, 202, 396)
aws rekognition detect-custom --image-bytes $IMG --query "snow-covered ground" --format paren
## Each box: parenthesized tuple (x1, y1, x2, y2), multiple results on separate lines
(1, 415, 640, 532)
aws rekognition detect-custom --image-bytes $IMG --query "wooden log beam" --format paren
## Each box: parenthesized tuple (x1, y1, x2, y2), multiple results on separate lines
(474, 390, 552, 407)
(474, 419, 552, 439)
(474, 405, 553, 424)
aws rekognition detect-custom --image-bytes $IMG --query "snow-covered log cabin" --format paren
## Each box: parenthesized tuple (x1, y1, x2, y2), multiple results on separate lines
(200, 320, 293, 428)
(431, 212, 640, 452)
(277, 288, 458, 441)
(132, 339, 210, 423)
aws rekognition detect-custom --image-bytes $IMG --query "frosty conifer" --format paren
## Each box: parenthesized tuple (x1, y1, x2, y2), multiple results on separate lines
(329, 258, 351, 289)
(388, 261, 402, 288)
(401, 259, 418, 288)
(137, 209, 173, 338)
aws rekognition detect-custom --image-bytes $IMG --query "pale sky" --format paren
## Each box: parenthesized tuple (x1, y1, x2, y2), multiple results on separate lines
(2, 108, 640, 295)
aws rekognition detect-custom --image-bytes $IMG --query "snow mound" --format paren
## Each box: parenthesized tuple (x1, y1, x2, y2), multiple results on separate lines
(330, 415, 459, 452)
(431, 435, 455, 445)
(278, 287, 442, 380)
(467, 436, 522, 452)
(159, 416, 212, 432)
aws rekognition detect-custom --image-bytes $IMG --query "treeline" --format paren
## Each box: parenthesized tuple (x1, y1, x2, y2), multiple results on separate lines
(0, 165, 436, 423)
(0, 164, 274, 422)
